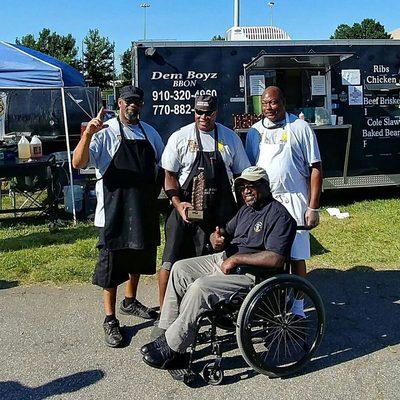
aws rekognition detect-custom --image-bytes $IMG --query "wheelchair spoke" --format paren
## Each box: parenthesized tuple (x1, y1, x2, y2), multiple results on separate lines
(260, 296, 279, 319)
(285, 326, 308, 353)
(253, 311, 279, 326)
(260, 327, 284, 363)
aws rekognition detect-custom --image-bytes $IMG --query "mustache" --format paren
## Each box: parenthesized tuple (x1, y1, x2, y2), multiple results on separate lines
(125, 110, 139, 121)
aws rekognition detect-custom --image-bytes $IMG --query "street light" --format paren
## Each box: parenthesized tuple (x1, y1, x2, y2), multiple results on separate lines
(140, 3, 150, 40)
(267, 1, 274, 26)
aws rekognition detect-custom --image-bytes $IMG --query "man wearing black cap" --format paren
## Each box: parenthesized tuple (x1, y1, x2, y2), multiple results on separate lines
(155, 95, 250, 336)
(73, 86, 164, 347)
(140, 166, 296, 369)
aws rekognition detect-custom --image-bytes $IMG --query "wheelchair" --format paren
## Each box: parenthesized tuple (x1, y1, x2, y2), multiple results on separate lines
(171, 260, 326, 385)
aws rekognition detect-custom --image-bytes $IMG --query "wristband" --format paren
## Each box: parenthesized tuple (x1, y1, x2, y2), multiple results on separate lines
(307, 207, 320, 212)
(165, 189, 180, 200)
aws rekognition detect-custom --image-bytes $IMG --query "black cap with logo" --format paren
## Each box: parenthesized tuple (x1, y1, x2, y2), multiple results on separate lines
(119, 86, 144, 101)
(194, 95, 217, 112)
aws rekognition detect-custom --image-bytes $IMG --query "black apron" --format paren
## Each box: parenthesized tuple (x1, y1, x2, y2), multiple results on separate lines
(162, 124, 237, 263)
(101, 118, 160, 253)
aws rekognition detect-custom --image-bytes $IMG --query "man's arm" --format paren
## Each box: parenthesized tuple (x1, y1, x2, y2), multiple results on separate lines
(220, 251, 285, 275)
(306, 161, 322, 228)
(72, 108, 107, 169)
(164, 170, 193, 223)
(245, 127, 261, 165)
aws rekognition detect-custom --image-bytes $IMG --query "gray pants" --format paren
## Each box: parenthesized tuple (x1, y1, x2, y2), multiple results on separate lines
(158, 252, 253, 353)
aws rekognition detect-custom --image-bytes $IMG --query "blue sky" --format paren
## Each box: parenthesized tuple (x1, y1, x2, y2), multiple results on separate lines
(1, 0, 399, 66)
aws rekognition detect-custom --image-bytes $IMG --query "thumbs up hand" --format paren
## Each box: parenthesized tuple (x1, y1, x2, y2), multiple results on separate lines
(210, 226, 225, 251)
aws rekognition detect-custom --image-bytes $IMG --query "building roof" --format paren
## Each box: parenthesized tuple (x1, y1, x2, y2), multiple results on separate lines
(390, 28, 400, 39)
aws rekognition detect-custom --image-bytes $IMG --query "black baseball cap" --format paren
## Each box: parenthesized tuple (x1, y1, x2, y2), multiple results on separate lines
(194, 95, 217, 112)
(119, 86, 144, 101)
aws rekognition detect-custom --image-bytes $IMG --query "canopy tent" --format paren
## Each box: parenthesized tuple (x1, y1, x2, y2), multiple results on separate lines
(0, 40, 90, 223)
(0, 41, 85, 87)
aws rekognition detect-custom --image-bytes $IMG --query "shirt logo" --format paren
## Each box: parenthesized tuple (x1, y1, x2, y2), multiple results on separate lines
(188, 140, 199, 152)
(254, 221, 263, 233)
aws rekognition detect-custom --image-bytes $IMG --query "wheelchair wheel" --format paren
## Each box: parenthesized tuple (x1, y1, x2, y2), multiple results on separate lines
(202, 362, 224, 385)
(236, 274, 325, 378)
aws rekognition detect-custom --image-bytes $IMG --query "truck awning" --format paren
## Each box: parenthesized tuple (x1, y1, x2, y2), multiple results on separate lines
(245, 52, 354, 70)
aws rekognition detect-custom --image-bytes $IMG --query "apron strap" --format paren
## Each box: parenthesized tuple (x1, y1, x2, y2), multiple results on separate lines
(260, 113, 290, 144)
(117, 118, 150, 142)
(194, 123, 219, 153)
(117, 118, 156, 162)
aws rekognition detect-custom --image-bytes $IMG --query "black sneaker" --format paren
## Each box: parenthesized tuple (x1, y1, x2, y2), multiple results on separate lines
(141, 332, 166, 355)
(142, 334, 188, 370)
(120, 299, 158, 320)
(103, 319, 123, 348)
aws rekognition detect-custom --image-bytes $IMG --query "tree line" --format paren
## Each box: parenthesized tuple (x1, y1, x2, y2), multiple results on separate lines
(16, 28, 132, 89)
(16, 19, 391, 89)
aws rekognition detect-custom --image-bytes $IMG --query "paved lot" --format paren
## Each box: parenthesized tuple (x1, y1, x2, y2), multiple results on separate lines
(0, 268, 399, 400)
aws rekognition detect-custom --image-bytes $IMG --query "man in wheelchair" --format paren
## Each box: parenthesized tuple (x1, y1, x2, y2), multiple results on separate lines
(141, 166, 297, 370)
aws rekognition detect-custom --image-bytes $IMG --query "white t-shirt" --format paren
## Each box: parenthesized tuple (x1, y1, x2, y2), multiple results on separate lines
(161, 122, 250, 186)
(246, 113, 321, 179)
(81, 117, 164, 227)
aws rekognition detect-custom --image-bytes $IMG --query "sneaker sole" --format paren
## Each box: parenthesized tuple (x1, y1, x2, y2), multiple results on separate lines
(105, 340, 123, 348)
(119, 308, 157, 319)
(142, 354, 189, 370)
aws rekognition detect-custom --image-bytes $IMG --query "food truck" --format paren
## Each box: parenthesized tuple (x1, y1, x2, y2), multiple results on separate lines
(131, 39, 400, 189)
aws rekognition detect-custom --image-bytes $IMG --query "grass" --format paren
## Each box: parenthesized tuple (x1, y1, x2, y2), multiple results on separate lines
(0, 192, 399, 285)
(309, 198, 399, 270)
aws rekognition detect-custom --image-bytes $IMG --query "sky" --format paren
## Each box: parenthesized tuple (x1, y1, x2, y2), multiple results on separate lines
(1, 0, 399, 68)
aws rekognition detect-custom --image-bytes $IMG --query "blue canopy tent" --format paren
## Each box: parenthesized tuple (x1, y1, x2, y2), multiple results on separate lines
(0, 40, 91, 223)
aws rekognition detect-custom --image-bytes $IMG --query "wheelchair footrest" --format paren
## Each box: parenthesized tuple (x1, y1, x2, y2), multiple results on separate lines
(168, 368, 197, 384)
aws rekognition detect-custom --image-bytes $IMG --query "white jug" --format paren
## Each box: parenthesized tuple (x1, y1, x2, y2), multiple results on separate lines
(18, 136, 31, 160)
(30, 135, 43, 158)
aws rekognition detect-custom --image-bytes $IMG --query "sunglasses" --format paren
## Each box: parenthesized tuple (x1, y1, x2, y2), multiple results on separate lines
(237, 182, 262, 192)
(195, 109, 215, 117)
(123, 98, 143, 106)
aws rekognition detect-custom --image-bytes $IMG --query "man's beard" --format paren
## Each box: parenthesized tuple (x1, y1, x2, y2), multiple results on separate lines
(125, 109, 139, 123)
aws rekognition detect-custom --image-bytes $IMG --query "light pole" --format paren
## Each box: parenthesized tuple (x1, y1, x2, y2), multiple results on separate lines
(267, 1, 274, 26)
(140, 3, 150, 40)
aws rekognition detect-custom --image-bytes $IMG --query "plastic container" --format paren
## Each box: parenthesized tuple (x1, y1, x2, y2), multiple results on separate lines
(252, 95, 262, 115)
(63, 185, 84, 214)
(18, 136, 31, 160)
(315, 107, 331, 126)
(30, 135, 42, 158)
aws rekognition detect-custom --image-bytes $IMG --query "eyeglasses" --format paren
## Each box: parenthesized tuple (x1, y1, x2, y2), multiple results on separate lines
(195, 109, 215, 117)
(237, 182, 262, 192)
(123, 98, 143, 106)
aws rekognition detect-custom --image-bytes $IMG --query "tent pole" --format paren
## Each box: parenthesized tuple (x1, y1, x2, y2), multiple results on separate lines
(61, 87, 77, 225)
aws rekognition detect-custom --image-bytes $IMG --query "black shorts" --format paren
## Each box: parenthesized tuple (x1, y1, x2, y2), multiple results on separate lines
(92, 246, 157, 288)
(161, 208, 210, 271)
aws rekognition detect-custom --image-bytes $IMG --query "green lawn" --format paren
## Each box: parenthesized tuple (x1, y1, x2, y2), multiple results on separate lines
(0, 195, 398, 285)
(309, 198, 399, 270)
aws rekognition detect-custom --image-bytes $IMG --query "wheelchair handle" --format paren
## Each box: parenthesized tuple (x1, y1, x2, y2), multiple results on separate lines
(296, 225, 312, 231)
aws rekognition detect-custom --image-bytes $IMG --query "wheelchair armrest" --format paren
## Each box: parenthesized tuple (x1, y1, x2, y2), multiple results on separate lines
(231, 264, 283, 277)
